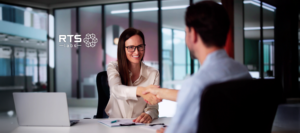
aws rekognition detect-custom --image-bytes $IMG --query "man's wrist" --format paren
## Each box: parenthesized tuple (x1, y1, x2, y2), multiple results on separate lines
(157, 89, 163, 99)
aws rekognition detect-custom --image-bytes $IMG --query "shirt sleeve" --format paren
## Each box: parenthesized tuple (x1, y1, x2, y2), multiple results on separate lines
(165, 79, 203, 133)
(144, 71, 160, 119)
(107, 62, 138, 101)
(145, 104, 159, 120)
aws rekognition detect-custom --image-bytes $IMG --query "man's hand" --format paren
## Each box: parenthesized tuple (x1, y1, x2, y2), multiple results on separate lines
(143, 86, 161, 98)
(157, 127, 166, 133)
(143, 85, 162, 103)
(141, 93, 161, 105)
(144, 87, 178, 102)
(133, 113, 152, 123)
(140, 85, 162, 105)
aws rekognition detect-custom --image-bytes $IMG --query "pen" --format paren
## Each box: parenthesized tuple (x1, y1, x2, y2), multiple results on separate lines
(120, 123, 136, 126)
(111, 120, 119, 123)
(149, 123, 165, 126)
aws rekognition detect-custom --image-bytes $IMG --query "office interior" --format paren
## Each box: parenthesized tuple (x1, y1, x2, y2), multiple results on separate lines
(0, 0, 299, 132)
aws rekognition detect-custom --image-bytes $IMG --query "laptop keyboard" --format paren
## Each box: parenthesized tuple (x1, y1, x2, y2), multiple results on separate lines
(70, 120, 79, 126)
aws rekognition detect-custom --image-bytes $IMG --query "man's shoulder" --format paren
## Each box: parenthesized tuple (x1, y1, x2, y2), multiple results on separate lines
(180, 73, 208, 94)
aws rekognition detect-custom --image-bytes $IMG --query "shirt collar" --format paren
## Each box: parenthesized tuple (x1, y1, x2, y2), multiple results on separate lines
(128, 62, 147, 79)
(201, 49, 228, 67)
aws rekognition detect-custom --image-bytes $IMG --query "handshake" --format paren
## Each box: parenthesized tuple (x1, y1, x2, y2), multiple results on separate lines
(140, 85, 163, 105)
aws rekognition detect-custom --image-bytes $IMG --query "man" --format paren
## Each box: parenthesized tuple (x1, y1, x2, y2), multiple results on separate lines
(143, 1, 252, 133)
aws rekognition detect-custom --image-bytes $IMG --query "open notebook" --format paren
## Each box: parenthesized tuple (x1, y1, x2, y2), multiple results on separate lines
(99, 119, 144, 127)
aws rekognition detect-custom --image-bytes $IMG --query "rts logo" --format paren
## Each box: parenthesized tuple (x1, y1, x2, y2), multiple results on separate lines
(59, 33, 98, 48)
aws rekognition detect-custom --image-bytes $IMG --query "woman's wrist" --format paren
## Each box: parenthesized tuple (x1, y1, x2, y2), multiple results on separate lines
(136, 86, 146, 96)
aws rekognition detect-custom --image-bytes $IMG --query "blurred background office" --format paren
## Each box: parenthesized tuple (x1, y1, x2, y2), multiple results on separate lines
(0, 0, 299, 132)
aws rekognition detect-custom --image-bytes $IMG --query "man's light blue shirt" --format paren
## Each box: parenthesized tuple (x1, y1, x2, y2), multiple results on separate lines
(165, 49, 252, 133)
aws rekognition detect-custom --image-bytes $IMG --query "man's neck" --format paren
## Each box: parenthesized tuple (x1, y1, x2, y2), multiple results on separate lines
(129, 62, 141, 76)
(197, 46, 222, 65)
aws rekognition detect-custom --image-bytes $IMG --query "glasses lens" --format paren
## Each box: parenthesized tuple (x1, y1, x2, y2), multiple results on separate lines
(138, 45, 145, 51)
(127, 46, 134, 52)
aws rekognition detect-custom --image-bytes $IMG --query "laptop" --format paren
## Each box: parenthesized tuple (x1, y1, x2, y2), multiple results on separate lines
(13, 92, 79, 126)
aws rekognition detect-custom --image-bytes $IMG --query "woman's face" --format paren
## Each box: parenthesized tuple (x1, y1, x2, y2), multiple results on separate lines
(125, 35, 145, 65)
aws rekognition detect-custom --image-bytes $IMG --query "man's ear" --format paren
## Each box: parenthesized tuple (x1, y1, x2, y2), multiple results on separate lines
(190, 27, 197, 44)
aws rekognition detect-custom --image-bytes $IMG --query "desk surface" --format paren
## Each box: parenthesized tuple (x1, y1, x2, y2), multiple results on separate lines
(11, 117, 172, 133)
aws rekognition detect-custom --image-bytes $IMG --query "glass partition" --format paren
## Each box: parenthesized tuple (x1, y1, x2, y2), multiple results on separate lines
(133, 1, 159, 70)
(79, 6, 102, 98)
(160, 0, 189, 117)
(55, 8, 77, 98)
(105, 3, 129, 67)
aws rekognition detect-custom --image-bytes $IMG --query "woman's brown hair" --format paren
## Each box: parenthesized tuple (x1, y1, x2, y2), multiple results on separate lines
(117, 28, 145, 86)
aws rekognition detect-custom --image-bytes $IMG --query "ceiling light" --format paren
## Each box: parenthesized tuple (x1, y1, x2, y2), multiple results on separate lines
(20, 38, 24, 43)
(25, 38, 29, 43)
(111, 10, 129, 14)
(162, 5, 188, 10)
(244, 26, 274, 30)
(244, 0, 276, 12)
(134, 7, 158, 12)
(111, 5, 189, 14)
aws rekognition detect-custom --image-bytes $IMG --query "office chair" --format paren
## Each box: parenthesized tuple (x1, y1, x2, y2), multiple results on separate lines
(94, 71, 110, 119)
(197, 79, 282, 133)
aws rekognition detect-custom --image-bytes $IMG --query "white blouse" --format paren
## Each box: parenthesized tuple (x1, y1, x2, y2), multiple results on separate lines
(105, 61, 159, 119)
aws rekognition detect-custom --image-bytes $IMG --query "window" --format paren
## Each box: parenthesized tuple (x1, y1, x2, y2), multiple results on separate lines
(244, 0, 275, 79)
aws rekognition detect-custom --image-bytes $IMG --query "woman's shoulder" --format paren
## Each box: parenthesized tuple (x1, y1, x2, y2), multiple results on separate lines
(142, 62, 159, 75)
(107, 61, 119, 70)
(108, 61, 118, 66)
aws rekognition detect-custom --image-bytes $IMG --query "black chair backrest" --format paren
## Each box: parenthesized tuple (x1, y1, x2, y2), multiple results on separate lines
(94, 71, 110, 118)
(197, 79, 282, 133)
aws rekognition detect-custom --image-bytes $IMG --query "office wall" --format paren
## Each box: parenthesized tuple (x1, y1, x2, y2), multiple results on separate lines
(234, 0, 244, 64)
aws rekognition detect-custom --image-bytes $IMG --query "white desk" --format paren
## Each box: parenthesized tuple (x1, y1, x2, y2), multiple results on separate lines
(11, 117, 172, 133)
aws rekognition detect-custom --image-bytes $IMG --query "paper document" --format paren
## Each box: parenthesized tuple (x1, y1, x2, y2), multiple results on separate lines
(99, 119, 144, 127)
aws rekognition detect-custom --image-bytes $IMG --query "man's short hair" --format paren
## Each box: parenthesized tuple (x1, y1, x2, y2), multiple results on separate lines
(185, 1, 230, 48)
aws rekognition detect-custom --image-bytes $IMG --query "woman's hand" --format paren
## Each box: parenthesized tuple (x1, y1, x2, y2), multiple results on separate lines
(137, 85, 162, 105)
(142, 93, 161, 105)
(133, 113, 152, 123)
(157, 127, 166, 133)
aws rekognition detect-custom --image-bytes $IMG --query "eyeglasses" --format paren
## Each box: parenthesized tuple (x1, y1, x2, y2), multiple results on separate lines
(125, 45, 145, 52)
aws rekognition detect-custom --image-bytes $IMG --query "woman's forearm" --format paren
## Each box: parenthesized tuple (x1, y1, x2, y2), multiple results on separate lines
(157, 88, 178, 102)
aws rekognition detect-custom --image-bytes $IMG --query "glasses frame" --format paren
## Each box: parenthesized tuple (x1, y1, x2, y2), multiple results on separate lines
(125, 44, 145, 52)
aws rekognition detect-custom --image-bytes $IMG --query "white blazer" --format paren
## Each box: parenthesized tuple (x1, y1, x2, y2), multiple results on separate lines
(105, 61, 159, 119)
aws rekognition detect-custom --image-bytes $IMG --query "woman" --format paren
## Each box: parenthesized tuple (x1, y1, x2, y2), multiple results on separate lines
(105, 28, 161, 123)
